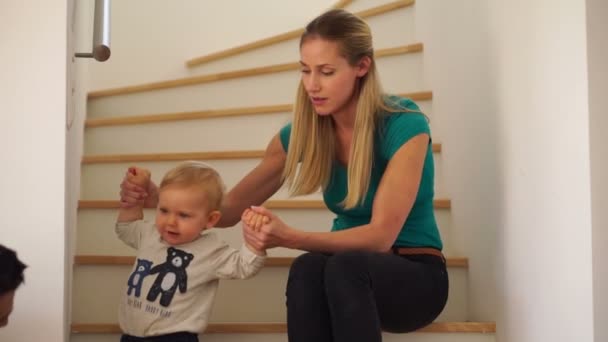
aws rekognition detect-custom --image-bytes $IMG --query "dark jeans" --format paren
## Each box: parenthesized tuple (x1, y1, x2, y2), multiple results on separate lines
(286, 251, 449, 342)
(120, 332, 198, 342)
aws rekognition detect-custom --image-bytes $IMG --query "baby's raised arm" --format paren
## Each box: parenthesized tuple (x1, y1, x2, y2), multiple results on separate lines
(117, 166, 151, 223)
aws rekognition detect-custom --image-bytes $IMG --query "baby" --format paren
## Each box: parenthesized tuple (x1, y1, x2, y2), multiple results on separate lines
(116, 161, 265, 342)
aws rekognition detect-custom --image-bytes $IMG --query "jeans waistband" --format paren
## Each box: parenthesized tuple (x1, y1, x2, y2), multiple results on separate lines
(391, 247, 446, 264)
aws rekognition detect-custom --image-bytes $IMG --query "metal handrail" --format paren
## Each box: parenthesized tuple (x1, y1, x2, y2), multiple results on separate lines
(75, 0, 111, 62)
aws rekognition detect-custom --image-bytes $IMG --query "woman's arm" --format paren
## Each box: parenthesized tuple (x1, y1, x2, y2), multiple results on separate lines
(244, 133, 429, 253)
(216, 134, 286, 227)
(119, 135, 286, 227)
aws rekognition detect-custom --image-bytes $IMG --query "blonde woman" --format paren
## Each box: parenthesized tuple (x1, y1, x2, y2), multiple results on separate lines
(121, 9, 448, 342)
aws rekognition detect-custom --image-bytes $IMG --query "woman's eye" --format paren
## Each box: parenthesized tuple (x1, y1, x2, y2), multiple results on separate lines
(322, 71, 334, 76)
(300, 69, 311, 74)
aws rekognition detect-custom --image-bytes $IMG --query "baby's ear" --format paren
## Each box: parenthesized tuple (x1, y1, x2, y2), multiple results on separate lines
(205, 210, 222, 229)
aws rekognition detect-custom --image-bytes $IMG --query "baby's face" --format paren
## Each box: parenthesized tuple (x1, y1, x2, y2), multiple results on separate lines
(155, 185, 214, 246)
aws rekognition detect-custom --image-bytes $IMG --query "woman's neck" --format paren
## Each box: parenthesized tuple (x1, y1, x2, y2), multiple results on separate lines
(332, 101, 356, 166)
(333, 115, 354, 136)
(331, 93, 358, 131)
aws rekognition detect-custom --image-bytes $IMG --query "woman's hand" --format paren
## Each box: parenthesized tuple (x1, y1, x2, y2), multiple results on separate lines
(241, 206, 298, 250)
(119, 167, 159, 208)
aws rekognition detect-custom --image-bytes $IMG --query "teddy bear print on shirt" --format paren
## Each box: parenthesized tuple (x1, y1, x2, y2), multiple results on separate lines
(127, 258, 153, 298)
(146, 247, 194, 307)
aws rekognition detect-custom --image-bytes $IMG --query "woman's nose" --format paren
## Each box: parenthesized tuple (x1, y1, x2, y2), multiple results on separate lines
(305, 74, 321, 92)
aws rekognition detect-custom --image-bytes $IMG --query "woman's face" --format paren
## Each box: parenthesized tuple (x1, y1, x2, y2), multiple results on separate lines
(299, 38, 369, 118)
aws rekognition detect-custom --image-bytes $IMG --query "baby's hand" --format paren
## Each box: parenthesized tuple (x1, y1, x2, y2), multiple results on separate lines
(127, 166, 151, 188)
(120, 167, 157, 209)
(242, 208, 270, 232)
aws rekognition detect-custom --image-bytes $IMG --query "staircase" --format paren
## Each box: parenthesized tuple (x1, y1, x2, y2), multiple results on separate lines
(70, 0, 496, 340)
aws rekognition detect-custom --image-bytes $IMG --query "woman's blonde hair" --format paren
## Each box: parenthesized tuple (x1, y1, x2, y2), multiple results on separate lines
(282, 9, 404, 209)
(160, 161, 225, 211)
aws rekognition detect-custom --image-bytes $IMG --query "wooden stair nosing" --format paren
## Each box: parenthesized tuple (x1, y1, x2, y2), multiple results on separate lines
(329, 0, 354, 10)
(77, 198, 452, 210)
(82, 150, 266, 164)
(88, 43, 423, 99)
(355, 0, 415, 20)
(85, 91, 433, 128)
(71, 321, 495, 334)
(185, 0, 414, 67)
(74, 255, 468, 268)
(81, 144, 441, 164)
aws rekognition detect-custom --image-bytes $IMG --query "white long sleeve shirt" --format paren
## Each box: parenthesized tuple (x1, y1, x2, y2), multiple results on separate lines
(115, 220, 265, 337)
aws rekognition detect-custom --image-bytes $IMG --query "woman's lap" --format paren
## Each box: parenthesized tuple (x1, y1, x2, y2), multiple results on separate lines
(286, 251, 448, 341)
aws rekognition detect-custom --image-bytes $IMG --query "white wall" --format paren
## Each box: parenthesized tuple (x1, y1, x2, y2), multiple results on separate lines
(65, 0, 93, 336)
(587, 0, 608, 341)
(0, 0, 69, 340)
(415, 0, 498, 321)
(486, 0, 595, 341)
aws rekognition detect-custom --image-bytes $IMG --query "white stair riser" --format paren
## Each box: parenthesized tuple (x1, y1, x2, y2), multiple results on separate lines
(80, 155, 446, 200)
(72, 266, 467, 323)
(81, 159, 322, 200)
(76, 208, 453, 256)
(71, 332, 494, 342)
(87, 55, 424, 119)
(83, 106, 437, 156)
(84, 113, 292, 155)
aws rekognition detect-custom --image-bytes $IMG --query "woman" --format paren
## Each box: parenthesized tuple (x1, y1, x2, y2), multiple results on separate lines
(121, 9, 448, 342)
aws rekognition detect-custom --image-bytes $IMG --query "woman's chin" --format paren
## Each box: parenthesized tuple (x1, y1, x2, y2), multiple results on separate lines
(314, 109, 332, 116)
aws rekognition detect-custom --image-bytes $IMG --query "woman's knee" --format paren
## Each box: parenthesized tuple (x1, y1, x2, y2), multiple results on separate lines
(289, 252, 329, 277)
(325, 251, 370, 274)
(324, 251, 372, 290)
(287, 252, 329, 296)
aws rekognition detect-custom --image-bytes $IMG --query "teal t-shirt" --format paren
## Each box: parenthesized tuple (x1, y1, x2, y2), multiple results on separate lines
(279, 97, 442, 250)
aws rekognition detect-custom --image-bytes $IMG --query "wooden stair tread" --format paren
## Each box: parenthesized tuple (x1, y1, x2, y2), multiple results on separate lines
(74, 255, 468, 268)
(85, 91, 433, 128)
(81, 144, 441, 164)
(78, 198, 451, 210)
(71, 321, 495, 334)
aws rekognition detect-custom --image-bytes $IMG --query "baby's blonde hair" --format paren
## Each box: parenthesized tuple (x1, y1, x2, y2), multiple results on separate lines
(159, 161, 225, 211)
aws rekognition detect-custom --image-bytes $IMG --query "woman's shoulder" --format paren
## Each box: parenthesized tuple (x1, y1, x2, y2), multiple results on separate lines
(384, 95, 421, 113)
(380, 96, 428, 130)
(279, 122, 292, 151)
(377, 96, 430, 159)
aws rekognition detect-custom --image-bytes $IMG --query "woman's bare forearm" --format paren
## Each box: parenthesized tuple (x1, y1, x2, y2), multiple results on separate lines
(289, 224, 394, 253)
(215, 135, 286, 228)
